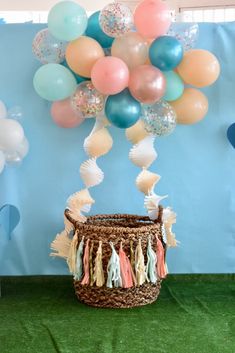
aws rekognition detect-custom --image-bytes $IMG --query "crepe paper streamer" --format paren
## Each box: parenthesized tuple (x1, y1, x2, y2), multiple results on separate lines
(74, 236, 85, 281)
(119, 242, 135, 288)
(227, 123, 235, 149)
(67, 189, 95, 223)
(89, 240, 94, 286)
(0, 204, 20, 240)
(136, 169, 161, 195)
(84, 127, 113, 158)
(63, 214, 74, 234)
(93, 241, 105, 287)
(162, 207, 178, 247)
(81, 239, 90, 285)
(144, 192, 168, 220)
(135, 239, 146, 286)
(156, 237, 168, 279)
(129, 136, 157, 169)
(80, 158, 104, 188)
(50, 230, 72, 259)
(146, 236, 158, 284)
(107, 242, 122, 288)
(67, 230, 78, 274)
(126, 119, 149, 144)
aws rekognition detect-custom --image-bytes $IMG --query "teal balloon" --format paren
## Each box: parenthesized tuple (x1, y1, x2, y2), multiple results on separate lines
(86, 11, 114, 48)
(62, 60, 88, 84)
(149, 36, 183, 71)
(163, 71, 184, 102)
(48, 1, 88, 41)
(33, 63, 77, 101)
(105, 89, 141, 129)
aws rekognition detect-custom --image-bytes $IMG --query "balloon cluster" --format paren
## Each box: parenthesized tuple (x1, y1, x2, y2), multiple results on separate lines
(0, 100, 29, 174)
(33, 0, 220, 134)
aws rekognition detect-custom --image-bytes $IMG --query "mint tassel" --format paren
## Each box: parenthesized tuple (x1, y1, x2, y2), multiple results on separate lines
(107, 242, 122, 288)
(74, 236, 84, 281)
(146, 236, 157, 284)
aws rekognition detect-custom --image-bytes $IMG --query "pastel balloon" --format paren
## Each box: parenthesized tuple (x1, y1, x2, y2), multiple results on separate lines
(134, 0, 171, 39)
(51, 98, 84, 128)
(33, 63, 77, 101)
(163, 71, 184, 102)
(91, 57, 129, 95)
(177, 49, 220, 87)
(5, 137, 30, 163)
(66, 36, 104, 77)
(129, 65, 166, 104)
(48, 1, 88, 41)
(0, 151, 5, 174)
(227, 123, 235, 149)
(0, 119, 24, 151)
(62, 60, 89, 84)
(71, 81, 105, 118)
(170, 88, 208, 124)
(99, 2, 134, 38)
(86, 11, 114, 48)
(32, 28, 67, 64)
(16, 138, 29, 159)
(0, 100, 7, 119)
(111, 32, 148, 70)
(149, 36, 183, 71)
(105, 88, 141, 129)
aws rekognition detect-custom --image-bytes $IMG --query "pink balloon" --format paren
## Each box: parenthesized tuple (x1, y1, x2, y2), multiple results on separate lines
(91, 57, 129, 95)
(129, 65, 166, 104)
(51, 98, 85, 128)
(134, 0, 171, 39)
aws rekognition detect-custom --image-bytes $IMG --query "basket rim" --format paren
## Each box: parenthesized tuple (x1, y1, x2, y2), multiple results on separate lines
(64, 207, 163, 234)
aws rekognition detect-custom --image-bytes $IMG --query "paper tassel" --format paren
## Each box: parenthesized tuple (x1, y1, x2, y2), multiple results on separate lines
(162, 207, 178, 247)
(146, 236, 158, 284)
(119, 242, 136, 288)
(93, 241, 105, 287)
(67, 231, 78, 274)
(74, 236, 84, 281)
(130, 240, 135, 270)
(156, 237, 168, 279)
(107, 242, 122, 288)
(81, 239, 90, 285)
(135, 239, 147, 286)
(89, 241, 94, 286)
(50, 230, 71, 259)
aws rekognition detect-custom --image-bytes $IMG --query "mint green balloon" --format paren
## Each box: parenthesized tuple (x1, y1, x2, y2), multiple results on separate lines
(48, 1, 88, 41)
(33, 63, 77, 101)
(163, 71, 184, 102)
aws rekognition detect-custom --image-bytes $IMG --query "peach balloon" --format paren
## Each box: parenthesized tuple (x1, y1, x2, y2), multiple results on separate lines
(170, 88, 208, 125)
(129, 65, 166, 104)
(91, 57, 129, 95)
(65, 36, 104, 78)
(177, 49, 220, 88)
(111, 32, 148, 70)
(134, 0, 171, 39)
(51, 98, 84, 128)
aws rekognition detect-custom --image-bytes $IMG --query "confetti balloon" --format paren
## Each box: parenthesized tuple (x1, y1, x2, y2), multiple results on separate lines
(71, 81, 105, 118)
(32, 29, 67, 64)
(99, 2, 134, 38)
(167, 23, 199, 51)
(86, 11, 114, 48)
(51, 98, 85, 128)
(141, 100, 177, 136)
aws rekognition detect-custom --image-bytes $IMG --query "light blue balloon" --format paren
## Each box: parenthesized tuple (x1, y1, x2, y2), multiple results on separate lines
(86, 11, 114, 48)
(33, 63, 77, 101)
(163, 71, 184, 102)
(48, 1, 88, 41)
(105, 89, 141, 129)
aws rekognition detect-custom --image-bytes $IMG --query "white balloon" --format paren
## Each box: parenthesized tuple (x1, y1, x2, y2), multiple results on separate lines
(0, 119, 24, 151)
(0, 100, 7, 119)
(0, 150, 6, 173)
(17, 137, 29, 158)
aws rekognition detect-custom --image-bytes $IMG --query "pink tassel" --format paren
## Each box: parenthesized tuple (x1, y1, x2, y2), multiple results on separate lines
(81, 239, 90, 285)
(156, 237, 168, 279)
(119, 243, 136, 288)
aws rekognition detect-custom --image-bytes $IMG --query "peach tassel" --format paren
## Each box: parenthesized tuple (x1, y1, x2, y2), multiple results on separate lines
(119, 242, 136, 288)
(156, 237, 168, 279)
(81, 239, 90, 285)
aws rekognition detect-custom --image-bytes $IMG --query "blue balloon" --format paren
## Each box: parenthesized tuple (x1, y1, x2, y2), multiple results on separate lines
(149, 36, 183, 71)
(105, 89, 141, 129)
(62, 60, 88, 84)
(86, 11, 114, 48)
(227, 123, 235, 149)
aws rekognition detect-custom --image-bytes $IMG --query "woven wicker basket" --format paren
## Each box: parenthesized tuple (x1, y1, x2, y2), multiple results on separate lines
(65, 206, 165, 308)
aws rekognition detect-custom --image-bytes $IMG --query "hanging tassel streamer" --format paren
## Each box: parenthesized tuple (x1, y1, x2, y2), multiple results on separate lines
(119, 242, 136, 288)
(67, 230, 78, 274)
(146, 236, 158, 284)
(81, 239, 90, 285)
(107, 242, 122, 288)
(156, 237, 168, 279)
(135, 239, 146, 286)
(93, 241, 105, 287)
(89, 240, 94, 286)
(74, 236, 84, 281)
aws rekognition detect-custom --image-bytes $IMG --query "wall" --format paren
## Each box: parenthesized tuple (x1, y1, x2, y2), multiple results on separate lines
(0, 22, 235, 275)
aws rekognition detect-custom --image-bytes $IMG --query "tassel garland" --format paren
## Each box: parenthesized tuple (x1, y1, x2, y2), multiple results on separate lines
(81, 239, 90, 285)
(74, 236, 84, 281)
(135, 239, 147, 286)
(107, 242, 122, 288)
(156, 237, 168, 279)
(146, 236, 158, 284)
(67, 230, 78, 274)
(93, 241, 105, 287)
(89, 240, 94, 286)
(119, 242, 136, 288)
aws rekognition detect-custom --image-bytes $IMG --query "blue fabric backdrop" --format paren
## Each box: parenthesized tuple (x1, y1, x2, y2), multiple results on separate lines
(0, 23, 234, 275)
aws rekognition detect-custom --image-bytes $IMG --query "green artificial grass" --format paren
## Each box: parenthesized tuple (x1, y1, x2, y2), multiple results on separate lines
(0, 275, 234, 353)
